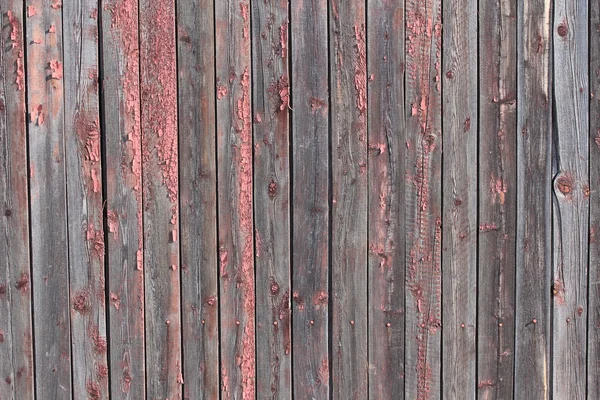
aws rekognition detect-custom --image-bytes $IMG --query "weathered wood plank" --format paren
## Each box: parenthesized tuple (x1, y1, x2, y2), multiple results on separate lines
(514, 0, 552, 398)
(0, 2, 35, 399)
(404, 0, 442, 398)
(101, 0, 146, 397)
(290, 0, 329, 398)
(63, 1, 108, 398)
(367, 1, 405, 399)
(329, 2, 367, 399)
(138, 0, 181, 398)
(26, 2, 71, 398)
(177, 0, 219, 399)
(215, 1, 255, 399)
(477, 0, 517, 397)
(250, 0, 291, 398)
(442, 0, 478, 397)
(552, 1, 589, 398)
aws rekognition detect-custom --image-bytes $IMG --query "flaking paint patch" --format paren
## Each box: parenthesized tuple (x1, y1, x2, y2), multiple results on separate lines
(354, 25, 367, 114)
(280, 22, 288, 59)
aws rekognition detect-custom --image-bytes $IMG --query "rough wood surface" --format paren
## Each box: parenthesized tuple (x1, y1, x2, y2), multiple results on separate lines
(367, 1, 405, 398)
(0, 2, 35, 399)
(177, 0, 219, 399)
(290, 0, 330, 398)
(139, 0, 182, 398)
(514, 0, 552, 398)
(250, 0, 292, 398)
(477, 0, 517, 398)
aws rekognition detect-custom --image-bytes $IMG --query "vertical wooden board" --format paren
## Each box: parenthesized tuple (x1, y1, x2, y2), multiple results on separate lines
(0, 2, 35, 398)
(177, 0, 219, 399)
(442, 0, 478, 397)
(552, 1, 589, 398)
(138, 0, 181, 398)
(250, 0, 291, 398)
(589, 2, 600, 397)
(26, 1, 71, 398)
(101, 0, 146, 397)
(290, 0, 329, 398)
(62, 1, 108, 398)
(477, 0, 517, 397)
(215, 1, 255, 399)
(329, 2, 367, 399)
(404, 0, 442, 398)
(514, 0, 552, 398)
(367, 1, 405, 399)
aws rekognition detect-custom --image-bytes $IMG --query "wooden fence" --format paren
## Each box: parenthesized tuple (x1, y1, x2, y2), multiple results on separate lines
(0, 0, 598, 399)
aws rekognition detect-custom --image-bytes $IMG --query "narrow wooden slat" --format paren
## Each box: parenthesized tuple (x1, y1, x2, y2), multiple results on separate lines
(250, 0, 291, 398)
(552, 1, 589, 398)
(290, 0, 329, 398)
(404, 0, 442, 398)
(215, 1, 255, 398)
(0, 2, 35, 398)
(138, 0, 181, 398)
(514, 0, 552, 398)
(367, 1, 405, 398)
(177, 0, 219, 398)
(62, 1, 108, 398)
(477, 0, 517, 397)
(101, 0, 146, 397)
(329, 2, 367, 398)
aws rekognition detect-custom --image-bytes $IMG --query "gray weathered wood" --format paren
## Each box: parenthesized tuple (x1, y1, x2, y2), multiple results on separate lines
(367, 1, 405, 398)
(290, 0, 330, 398)
(442, 0, 478, 397)
(404, 1, 442, 398)
(63, 1, 108, 398)
(250, 0, 291, 398)
(329, 1, 367, 398)
(138, 0, 182, 398)
(0, 2, 35, 399)
(552, 1, 589, 398)
(514, 0, 552, 398)
(177, 0, 219, 398)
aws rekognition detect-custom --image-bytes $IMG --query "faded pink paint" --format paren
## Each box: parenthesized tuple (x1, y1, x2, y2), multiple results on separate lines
(280, 22, 288, 59)
(354, 25, 367, 114)
(27, 6, 36, 17)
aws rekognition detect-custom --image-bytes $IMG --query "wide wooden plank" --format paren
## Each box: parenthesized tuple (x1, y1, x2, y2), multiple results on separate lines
(177, 0, 219, 399)
(477, 0, 517, 398)
(290, 0, 330, 398)
(0, 2, 35, 399)
(442, 0, 478, 397)
(250, 0, 291, 398)
(514, 0, 552, 398)
(62, 1, 108, 398)
(329, 2, 367, 398)
(101, 1, 146, 398)
(404, 1, 442, 398)
(367, 1, 405, 398)
(552, 1, 589, 398)
(26, 1, 71, 398)
(138, 0, 182, 398)
(215, 1, 255, 399)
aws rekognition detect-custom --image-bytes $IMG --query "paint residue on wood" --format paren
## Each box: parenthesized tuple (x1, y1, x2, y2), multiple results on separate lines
(280, 22, 288, 58)
(269, 75, 289, 111)
(354, 25, 367, 114)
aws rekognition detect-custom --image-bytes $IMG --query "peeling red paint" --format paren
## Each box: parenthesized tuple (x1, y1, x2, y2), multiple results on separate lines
(51, 0, 62, 10)
(240, 2, 249, 40)
(96, 364, 108, 380)
(219, 248, 229, 278)
(48, 60, 64, 80)
(269, 75, 290, 111)
(310, 97, 327, 112)
(107, 210, 119, 237)
(280, 22, 288, 59)
(109, 292, 121, 310)
(353, 25, 367, 114)
(73, 290, 90, 313)
(27, 6, 36, 17)
(217, 84, 228, 99)
(87, 381, 100, 399)
(48, 24, 56, 33)
(479, 223, 499, 232)
(91, 328, 107, 354)
(16, 272, 29, 293)
(86, 223, 105, 258)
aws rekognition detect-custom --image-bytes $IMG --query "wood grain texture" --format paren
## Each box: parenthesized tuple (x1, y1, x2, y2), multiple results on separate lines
(63, 1, 108, 398)
(177, 0, 219, 399)
(290, 0, 330, 398)
(138, 0, 182, 398)
(552, 1, 589, 398)
(329, 2, 367, 399)
(442, 0, 478, 397)
(477, 0, 517, 398)
(26, 1, 71, 398)
(515, 0, 552, 398)
(0, 2, 35, 399)
(367, 1, 405, 398)
(404, 0, 442, 398)
(250, 0, 291, 398)
(101, 0, 146, 398)
(215, 1, 255, 399)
